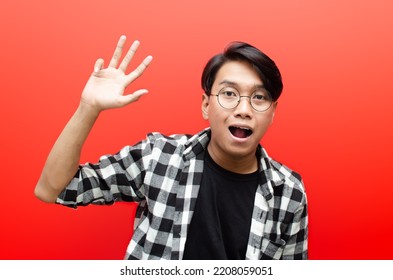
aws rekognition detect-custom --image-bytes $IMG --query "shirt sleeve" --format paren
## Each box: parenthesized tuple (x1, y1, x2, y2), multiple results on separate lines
(56, 136, 153, 208)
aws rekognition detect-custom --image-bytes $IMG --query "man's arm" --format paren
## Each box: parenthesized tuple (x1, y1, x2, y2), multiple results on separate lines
(34, 35, 153, 203)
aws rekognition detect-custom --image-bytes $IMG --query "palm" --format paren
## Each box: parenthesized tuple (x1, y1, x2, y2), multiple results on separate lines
(82, 68, 128, 109)
(80, 36, 152, 112)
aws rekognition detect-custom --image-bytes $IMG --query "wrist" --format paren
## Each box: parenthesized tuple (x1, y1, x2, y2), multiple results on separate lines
(77, 100, 101, 119)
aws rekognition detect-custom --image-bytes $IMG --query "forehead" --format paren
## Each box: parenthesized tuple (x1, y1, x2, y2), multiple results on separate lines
(213, 60, 263, 89)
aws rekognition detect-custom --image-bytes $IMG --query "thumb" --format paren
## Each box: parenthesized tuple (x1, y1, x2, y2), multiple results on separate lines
(118, 89, 149, 106)
(93, 58, 105, 73)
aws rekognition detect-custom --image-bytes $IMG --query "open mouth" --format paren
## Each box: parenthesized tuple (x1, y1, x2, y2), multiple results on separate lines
(229, 126, 253, 138)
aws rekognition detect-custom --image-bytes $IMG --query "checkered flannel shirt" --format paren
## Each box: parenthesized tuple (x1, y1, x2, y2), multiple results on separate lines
(57, 128, 308, 260)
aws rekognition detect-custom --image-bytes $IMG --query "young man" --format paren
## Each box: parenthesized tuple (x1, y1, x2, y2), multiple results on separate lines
(35, 35, 308, 260)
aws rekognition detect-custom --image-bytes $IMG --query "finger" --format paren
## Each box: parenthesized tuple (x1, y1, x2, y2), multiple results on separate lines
(125, 55, 153, 85)
(118, 89, 149, 106)
(109, 35, 127, 68)
(119, 40, 140, 72)
(93, 58, 104, 74)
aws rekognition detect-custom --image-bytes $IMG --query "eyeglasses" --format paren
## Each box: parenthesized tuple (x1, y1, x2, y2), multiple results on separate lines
(211, 87, 274, 112)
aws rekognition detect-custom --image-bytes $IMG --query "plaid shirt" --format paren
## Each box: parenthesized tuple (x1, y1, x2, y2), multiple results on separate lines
(57, 128, 308, 260)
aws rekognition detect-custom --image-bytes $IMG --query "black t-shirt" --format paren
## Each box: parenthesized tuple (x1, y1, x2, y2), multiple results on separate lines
(182, 151, 259, 259)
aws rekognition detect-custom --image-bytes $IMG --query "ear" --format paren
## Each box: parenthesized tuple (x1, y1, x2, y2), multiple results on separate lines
(269, 101, 278, 125)
(201, 93, 209, 120)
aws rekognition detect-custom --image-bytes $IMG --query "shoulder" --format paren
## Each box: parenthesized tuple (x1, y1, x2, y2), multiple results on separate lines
(147, 132, 193, 145)
(269, 159, 303, 188)
(145, 128, 210, 155)
(144, 132, 193, 154)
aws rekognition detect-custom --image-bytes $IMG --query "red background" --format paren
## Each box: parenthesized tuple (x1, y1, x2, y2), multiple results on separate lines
(1, 0, 392, 260)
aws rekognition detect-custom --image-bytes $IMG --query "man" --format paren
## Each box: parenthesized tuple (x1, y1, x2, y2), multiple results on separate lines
(35, 35, 308, 260)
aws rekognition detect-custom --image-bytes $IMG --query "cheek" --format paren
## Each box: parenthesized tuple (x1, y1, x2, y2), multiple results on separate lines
(207, 110, 231, 132)
(255, 115, 274, 135)
(208, 112, 224, 127)
(207, 103, 226, 121)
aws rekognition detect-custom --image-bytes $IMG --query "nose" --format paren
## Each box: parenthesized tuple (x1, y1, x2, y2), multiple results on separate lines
(233, 96, 253, 118)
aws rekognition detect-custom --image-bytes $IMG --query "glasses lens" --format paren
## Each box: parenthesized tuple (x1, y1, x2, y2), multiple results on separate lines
(218, 88, 240, 109)
(251, 90, 272, 112)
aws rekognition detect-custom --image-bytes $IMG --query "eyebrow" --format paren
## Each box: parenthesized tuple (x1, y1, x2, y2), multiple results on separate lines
(218, 80, 265, 90)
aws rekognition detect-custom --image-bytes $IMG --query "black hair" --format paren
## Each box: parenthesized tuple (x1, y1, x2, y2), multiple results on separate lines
(201, 42, 283, 101)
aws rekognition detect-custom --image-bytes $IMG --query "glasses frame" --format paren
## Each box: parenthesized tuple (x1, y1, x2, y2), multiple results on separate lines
(210, 88, 274, 112)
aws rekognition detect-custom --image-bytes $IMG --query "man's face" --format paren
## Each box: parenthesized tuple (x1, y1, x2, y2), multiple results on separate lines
(202, 60, 277, 162)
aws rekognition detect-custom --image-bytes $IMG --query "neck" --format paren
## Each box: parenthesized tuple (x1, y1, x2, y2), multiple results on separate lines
(207, 144, 258, 174)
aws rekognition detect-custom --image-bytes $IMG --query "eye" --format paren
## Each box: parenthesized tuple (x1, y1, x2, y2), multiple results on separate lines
(222, 91, 236, 97)
(252, 89, 271, 102)
(219, 89, 238, 99)
(253, 94, 267, 101)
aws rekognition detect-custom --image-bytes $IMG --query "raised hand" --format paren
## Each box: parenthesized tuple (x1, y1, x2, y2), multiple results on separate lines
(81, 35, 153, 113)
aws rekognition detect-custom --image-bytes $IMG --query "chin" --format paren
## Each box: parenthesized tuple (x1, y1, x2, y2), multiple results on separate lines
(223, 144, 258, 158)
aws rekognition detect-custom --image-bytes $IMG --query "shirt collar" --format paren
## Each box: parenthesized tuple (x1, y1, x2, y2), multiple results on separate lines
(182, 128, 211, 160)
(257, 145, 285, 201)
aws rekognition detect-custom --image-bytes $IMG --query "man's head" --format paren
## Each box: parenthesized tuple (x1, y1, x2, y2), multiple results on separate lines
(201, 42, 283, 172)
(201, 42, 283, 102)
